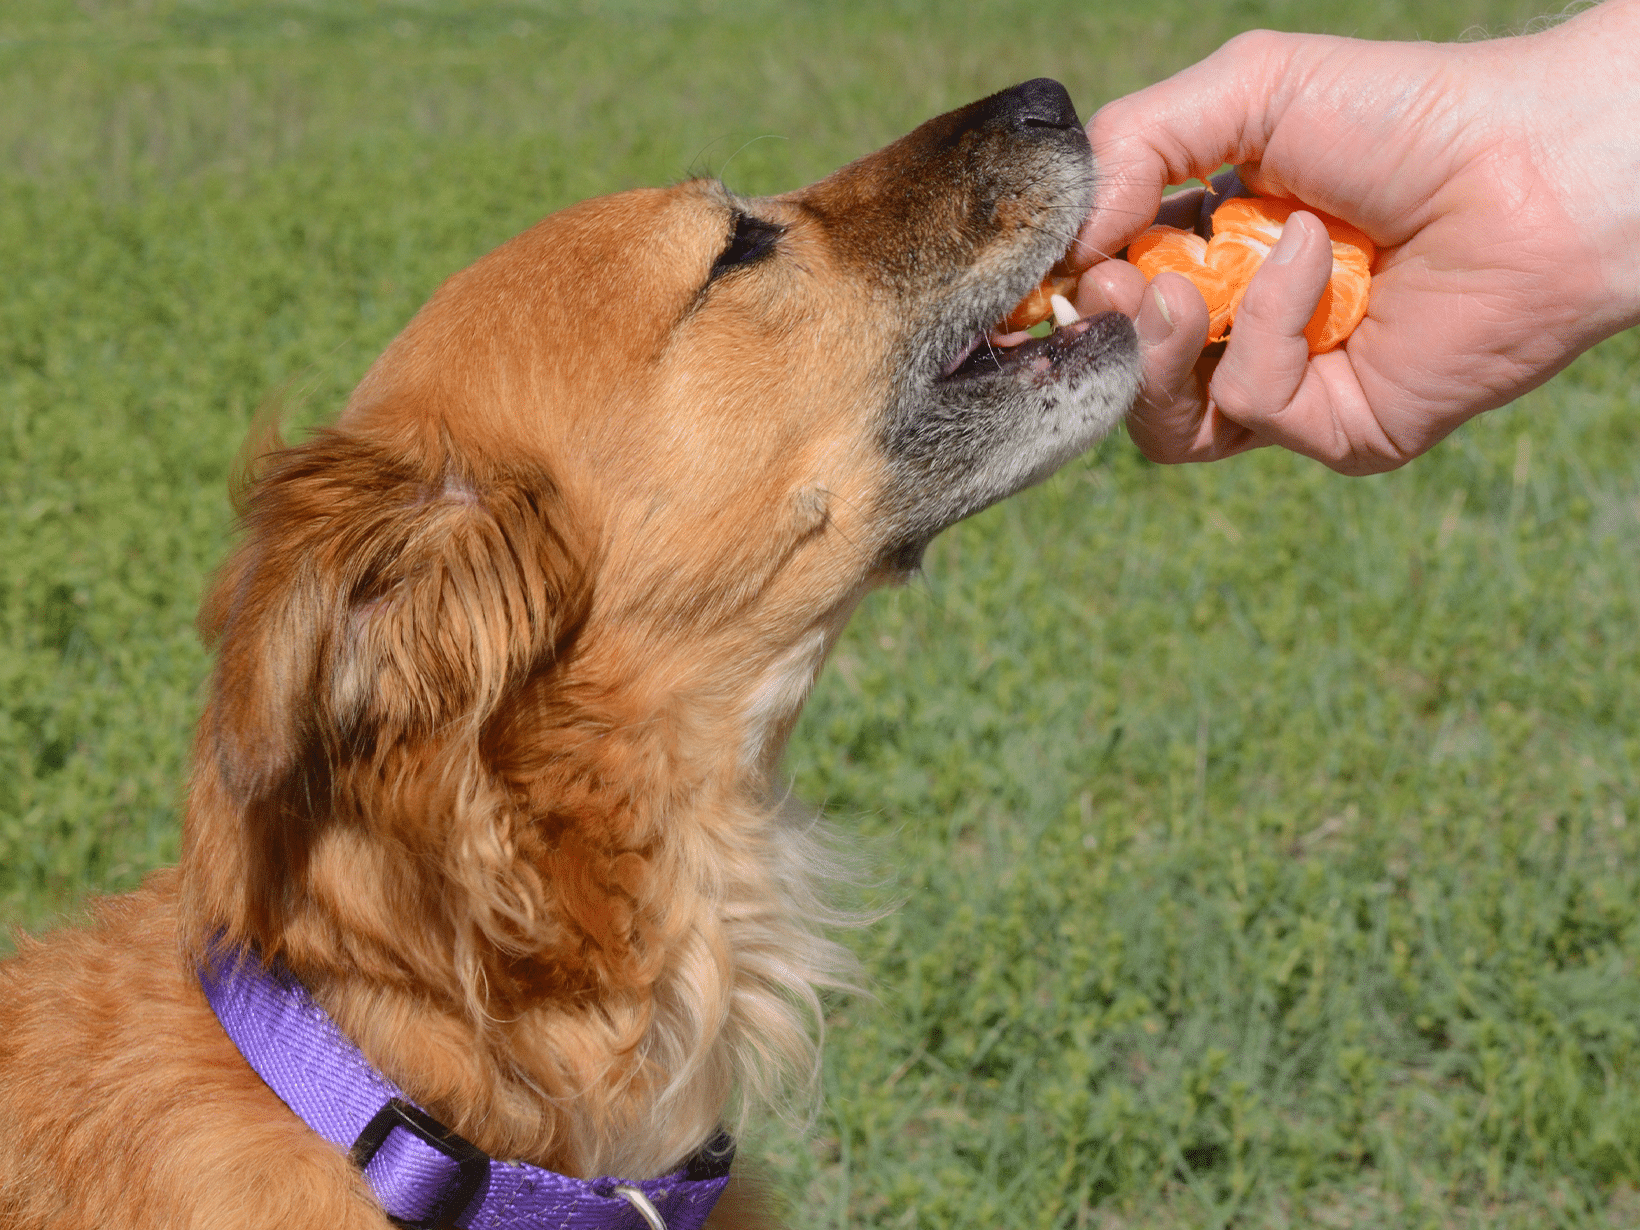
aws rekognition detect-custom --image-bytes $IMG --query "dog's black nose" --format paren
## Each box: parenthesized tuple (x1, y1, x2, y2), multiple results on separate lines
(996, 78, 1081, 132)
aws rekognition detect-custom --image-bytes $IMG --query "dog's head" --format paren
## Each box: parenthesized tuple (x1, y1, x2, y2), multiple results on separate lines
(182, 78, 1137, 1168)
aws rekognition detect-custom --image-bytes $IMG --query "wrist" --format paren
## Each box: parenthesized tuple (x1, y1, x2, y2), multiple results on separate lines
(1516, 0, 1640, 338)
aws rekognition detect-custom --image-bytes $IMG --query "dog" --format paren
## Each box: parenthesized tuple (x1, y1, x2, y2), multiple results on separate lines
(0, 78, 1137, 1228)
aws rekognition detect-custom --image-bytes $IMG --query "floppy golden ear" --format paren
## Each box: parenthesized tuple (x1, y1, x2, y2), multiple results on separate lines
(180, 426, 588, 971)
(198, 429, 583, 805)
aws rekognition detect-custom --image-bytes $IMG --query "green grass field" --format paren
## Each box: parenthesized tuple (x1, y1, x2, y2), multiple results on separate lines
(5, 1, 1639, 1225)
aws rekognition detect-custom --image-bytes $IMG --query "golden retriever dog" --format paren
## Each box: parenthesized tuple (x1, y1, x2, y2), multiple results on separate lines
(0, 79, 1137, 1228)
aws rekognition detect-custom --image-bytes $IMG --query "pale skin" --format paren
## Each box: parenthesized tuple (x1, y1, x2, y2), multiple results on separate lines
(1067, 0, 1640, 475)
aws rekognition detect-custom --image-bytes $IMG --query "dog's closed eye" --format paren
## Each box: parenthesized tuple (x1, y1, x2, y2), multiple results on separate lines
(708, 211, 783, 280)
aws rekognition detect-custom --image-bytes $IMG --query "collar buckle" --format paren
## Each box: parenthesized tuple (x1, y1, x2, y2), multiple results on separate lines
(350, 1097, 490, 1229)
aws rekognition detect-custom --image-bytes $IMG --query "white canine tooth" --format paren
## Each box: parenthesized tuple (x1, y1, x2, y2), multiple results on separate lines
(1049, 293, 1080, 328)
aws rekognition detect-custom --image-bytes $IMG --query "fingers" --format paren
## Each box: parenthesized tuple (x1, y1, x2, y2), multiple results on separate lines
(1073, 29, 1299, 268)
(1082, 212, 1410, 473)
(1076, 253, 1146, 317)
(1103, 211, 1359, 467)
(1082, 263, 1257, 464)
(1129, 275, 1264, 463)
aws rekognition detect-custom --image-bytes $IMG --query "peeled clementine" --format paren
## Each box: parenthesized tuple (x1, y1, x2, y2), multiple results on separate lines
(1126, 226, 1236, 343)
(1127, 197, 1374, 354)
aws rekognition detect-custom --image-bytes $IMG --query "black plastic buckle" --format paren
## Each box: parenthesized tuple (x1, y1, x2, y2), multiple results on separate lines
(682, 1129, 736, 1182)
(350, 1098, 490, 1230)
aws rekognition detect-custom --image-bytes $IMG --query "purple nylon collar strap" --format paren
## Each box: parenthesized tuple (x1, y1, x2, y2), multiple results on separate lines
(199, 951, 734, 1230)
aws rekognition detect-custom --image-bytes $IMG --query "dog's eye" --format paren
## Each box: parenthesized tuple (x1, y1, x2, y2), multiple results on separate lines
(709, 212, 783, 279)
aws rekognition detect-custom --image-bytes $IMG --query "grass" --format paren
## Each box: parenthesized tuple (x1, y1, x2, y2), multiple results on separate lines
(770, 354, 1640, 1227)
(4, 0, 1638, 1225)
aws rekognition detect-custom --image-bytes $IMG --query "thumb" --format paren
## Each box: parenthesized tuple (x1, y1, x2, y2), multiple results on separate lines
(1207, 212, 1403, 476)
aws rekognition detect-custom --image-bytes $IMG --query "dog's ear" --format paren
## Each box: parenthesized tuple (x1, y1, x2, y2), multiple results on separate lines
(197, 428, 584, 808)
(182, 426, 593, 985)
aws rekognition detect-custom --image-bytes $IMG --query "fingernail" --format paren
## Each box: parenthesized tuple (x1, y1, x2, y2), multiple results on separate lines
(1137, 285, 1173, 345)
(1267, 215, 1309, 265)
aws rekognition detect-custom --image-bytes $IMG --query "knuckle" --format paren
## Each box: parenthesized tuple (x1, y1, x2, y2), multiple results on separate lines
(1243, 269, 1324, 336)
(1221, 28, 1289, 63)
(1232, 287, 1290, 338)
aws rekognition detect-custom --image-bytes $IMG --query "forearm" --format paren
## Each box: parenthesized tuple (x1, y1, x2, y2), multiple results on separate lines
(1516, 0, 1640, 342)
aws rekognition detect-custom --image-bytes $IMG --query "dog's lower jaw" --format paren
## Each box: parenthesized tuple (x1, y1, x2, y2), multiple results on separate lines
(881, 310, 1142, 555)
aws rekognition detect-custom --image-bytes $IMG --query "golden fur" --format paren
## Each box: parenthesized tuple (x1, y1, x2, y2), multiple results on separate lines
(0, 80, 1137, 1228)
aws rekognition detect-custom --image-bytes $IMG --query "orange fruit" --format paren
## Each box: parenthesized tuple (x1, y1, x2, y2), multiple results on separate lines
(1208, 198, 1374, 354)
(1127, 197, 1374, 354)
(1126, 226, 1236, 343)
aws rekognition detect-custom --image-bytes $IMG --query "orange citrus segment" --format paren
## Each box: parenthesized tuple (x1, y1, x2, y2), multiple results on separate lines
(1209, 197, 1374, 354)
(1126, 197, 1375, 355)
(1126, 226, 1236, 343)
(1200, 230, 1268, 329)
(1211, 197, 1375, 260)
(1300, 240, 1371, 353)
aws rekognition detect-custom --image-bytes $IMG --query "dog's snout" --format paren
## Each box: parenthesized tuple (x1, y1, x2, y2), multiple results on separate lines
(790, 75, 1094, 293)
(991, 78, 1081, 133)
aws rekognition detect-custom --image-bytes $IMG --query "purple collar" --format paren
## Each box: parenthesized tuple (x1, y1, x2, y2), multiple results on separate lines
(200, 950, 733, 1230)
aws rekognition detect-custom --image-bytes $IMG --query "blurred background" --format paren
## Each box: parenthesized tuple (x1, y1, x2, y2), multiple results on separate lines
(4, 1, 1638, 1225)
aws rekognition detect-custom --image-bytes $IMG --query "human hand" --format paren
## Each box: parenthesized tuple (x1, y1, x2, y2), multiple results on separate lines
(1069, 1, 1640, 474)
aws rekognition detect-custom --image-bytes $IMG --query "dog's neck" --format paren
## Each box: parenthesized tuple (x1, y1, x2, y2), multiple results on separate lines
(179, 621, 856, 1179)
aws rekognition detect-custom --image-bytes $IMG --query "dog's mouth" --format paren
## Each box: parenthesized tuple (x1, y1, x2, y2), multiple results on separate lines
(938, 257, 1109, 382)
(940, 312, 1115, 381)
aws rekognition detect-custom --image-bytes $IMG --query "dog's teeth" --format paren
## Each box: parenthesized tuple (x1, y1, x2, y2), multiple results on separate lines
(1049, 293, 1079, 328)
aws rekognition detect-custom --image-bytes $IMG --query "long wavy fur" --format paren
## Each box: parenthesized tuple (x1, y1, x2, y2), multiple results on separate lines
(178, 425, 861, 1178)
